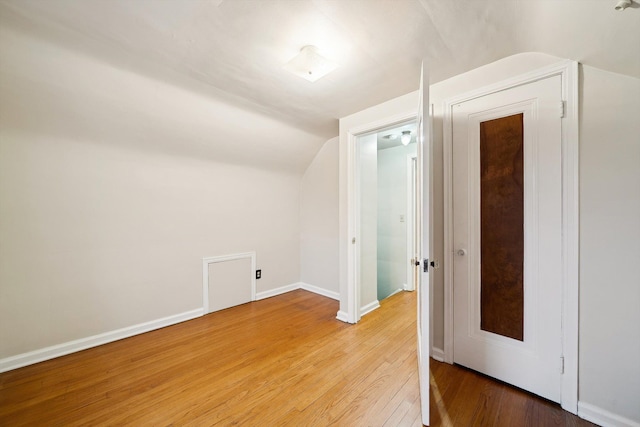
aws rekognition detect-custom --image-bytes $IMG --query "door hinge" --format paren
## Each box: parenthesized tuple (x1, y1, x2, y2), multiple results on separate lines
(560, 356, 565, 374)
(559, 100, 566, 118)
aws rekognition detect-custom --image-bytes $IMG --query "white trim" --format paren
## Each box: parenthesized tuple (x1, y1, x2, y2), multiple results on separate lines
(348, 113, 419, 137)
(560, 60, 580, 415)
(336, 310, 349, 322)
(387, 287, 404, 298)
(300, 283, 340, 300)
(0, 280, 343, 373)
(0, 308, 202, 373)
(256, 282, 340, 301)
(443, 91, 455, 365)
(202, 251, 256, 314)
(360, 300, 381, 316)
(578, 402, 640, 427)
(427, 102, 436, 377)
(442, 59, 579, 412)
(431, 346, 445, 362)
(348, 130, 359, 324)
(406, 154, 418, 292)
(256, 283, 300, 300)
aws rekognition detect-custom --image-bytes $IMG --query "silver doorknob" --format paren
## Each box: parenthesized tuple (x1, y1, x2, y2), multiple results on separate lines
(457, 249, 467, 256)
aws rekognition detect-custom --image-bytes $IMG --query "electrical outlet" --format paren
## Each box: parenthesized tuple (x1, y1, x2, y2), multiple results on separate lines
(256, 269, 261, 279)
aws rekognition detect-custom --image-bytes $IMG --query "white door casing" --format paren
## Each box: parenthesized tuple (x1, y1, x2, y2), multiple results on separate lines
(344, 115, 417, 323)
(443, 60, 579, 413)
(406, 155, 417, 292)
(357, 133, 379, 315)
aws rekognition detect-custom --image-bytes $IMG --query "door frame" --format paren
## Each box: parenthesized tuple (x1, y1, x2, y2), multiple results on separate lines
(442, 60, 579, 413)
(343, 112, 417, 323)
(405, 154, 418, 292)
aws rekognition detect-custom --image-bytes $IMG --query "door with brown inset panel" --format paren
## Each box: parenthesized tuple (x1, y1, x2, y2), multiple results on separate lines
(452, 76, 563, 402)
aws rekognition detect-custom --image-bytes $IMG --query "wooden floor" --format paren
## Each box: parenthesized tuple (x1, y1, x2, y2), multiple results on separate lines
(0, 290, 595, 426)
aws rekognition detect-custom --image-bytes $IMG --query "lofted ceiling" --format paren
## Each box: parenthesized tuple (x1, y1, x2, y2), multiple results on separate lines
(1, 0, 638, 140)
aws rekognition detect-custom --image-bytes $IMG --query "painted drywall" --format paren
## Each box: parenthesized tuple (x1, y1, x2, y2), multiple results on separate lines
(358, 134, 379, 310)
(578, 65, 640, 423)
(377, 143, 417, 300)
(300, 137, 339, 294)
(0, 7, 325, 175)
(0, 21, 310, 359)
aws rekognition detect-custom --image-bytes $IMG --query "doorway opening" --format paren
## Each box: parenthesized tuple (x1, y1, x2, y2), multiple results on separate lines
(356, 120, 418, 316)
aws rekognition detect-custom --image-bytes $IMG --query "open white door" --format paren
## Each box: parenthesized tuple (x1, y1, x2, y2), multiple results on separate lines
(416, 61, 431, 426)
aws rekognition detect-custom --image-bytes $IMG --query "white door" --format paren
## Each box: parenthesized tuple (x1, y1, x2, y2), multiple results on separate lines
(416, 61, 431, 426)
(452, 76, 563, 402)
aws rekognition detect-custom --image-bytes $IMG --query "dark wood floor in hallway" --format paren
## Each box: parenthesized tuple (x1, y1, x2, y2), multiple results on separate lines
(0, 289, 595, 426)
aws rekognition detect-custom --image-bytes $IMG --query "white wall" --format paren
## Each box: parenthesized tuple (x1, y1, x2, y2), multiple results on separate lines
(0, 18, 322, 361)
(300, 137, 339, 294)
(578, 65, 640, 424)
(358, 133, 379, 310)
(377, 143, 416, 300)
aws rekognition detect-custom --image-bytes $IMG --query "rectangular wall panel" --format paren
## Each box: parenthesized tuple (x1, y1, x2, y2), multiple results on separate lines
(203, 252, 255, 314)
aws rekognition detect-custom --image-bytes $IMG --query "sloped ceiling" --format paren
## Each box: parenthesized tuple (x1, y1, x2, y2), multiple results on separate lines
(1, 0, 638, 140)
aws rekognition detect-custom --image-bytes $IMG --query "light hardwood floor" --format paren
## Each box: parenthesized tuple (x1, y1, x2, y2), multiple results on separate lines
(0, 289, 595, 426)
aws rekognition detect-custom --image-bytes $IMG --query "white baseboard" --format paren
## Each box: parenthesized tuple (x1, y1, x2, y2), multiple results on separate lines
(431, 346, 445, 362)
(360, 300, 380, 316)
(388, 288, 404, 298)
(299, 282, 340, 300)
(1, 282, 343, 373)
(0, 308, 203, 373)
(256, 282, 340, 301)
(255, 283, 301, 300)
(336, 310, 350, 323)
(578, 402, 640, 427)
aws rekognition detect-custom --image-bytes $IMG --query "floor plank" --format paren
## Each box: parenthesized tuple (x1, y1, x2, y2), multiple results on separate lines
(0, 289, 596, 426)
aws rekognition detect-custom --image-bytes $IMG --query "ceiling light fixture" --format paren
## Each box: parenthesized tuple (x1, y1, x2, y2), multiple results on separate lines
(615, 0, 632, 10)
(283, 45, 338, 82)
(401, 130, 412, 146)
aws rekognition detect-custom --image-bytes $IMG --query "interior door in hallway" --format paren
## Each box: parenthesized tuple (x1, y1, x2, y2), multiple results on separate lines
(452, 75, 563, 402)
(416, 60, 431, 426)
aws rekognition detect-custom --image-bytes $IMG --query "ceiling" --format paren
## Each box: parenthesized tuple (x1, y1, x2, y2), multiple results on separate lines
(377, 122, 417, 151)
(1, 0, 638, 140)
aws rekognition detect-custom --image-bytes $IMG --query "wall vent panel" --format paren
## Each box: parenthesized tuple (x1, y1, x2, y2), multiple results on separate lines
(202, 252, 256, 314)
